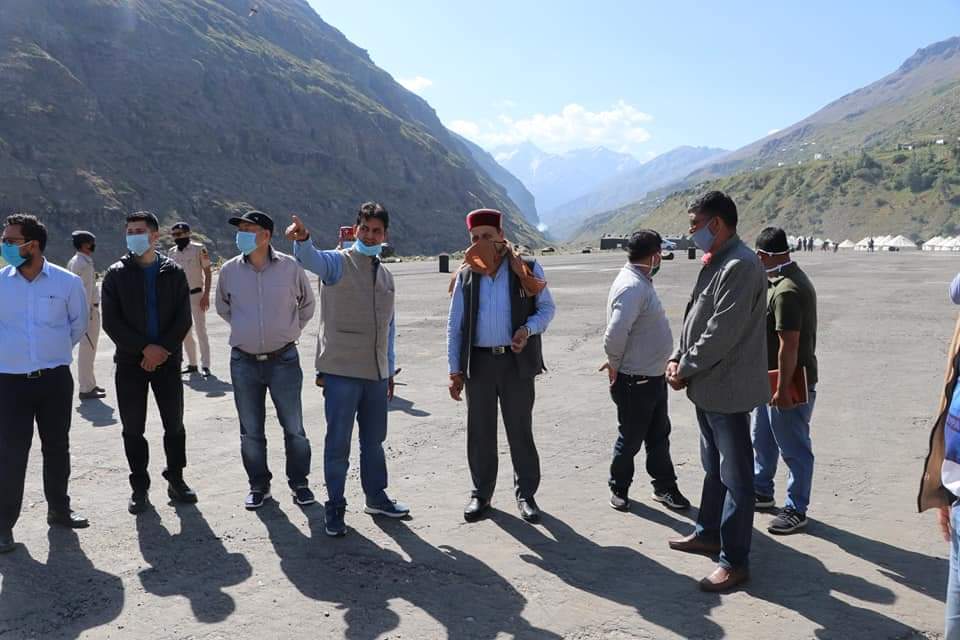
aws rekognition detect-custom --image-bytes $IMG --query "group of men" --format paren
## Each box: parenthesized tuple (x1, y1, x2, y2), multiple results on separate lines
(601, 191, 819, 591)
(0, 192, 819, 595)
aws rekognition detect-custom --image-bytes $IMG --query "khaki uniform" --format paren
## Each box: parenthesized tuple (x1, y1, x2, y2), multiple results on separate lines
(66, 252, 100, 393)
(169, 242, 211, 368)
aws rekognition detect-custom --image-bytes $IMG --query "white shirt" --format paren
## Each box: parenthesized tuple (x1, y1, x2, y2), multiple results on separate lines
(66, 252, 99, 306)
(604, 263, 674, 376)
(0, 259, 88, 373)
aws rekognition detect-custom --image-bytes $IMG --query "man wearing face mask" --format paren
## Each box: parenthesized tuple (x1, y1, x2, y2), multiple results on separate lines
(753, 227, 818, 535)
(0, 214, 90, 553)
(216, 211, 316, 511)
(168, 222, 212, 378)
(286, 203, 403, 537)
(601, 230, 690, 513)
(666, 191, 769, 592)
(446, 209, 556, 524)
(101, 211, 196, 515)
(67, 230, 105, 400)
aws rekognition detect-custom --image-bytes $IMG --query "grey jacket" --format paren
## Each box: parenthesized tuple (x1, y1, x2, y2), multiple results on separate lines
(672, 235, 770, 414)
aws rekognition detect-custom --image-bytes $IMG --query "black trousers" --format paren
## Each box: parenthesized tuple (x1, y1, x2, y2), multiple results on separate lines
(0, 366, 73, 532)
(609, 374, 678, 493)
(116, 359, 187, 492)
(465, 349, 540, 500)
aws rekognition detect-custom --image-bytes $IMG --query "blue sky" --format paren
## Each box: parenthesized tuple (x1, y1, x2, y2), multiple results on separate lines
(310, 1, 960, 160)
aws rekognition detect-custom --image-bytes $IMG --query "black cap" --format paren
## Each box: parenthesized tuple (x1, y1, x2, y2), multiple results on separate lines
(228, 210, 274, 233)
(71, 229, 96, 242)
(171, 222, 191, 232)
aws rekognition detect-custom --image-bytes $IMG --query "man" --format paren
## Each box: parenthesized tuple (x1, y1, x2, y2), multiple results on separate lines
(216, 211, 316, 511)
(665, 191, 769, 592)
(752, 227, 818, 535)
(446, 209, 556, 524)
(286, 203, 405, 538)
(168, 222, 212, 377)
(67, 230, 105, 400)
(0, 214, 90, 553)
(601, 230, 690, 513)
(101, 211, 196, 515)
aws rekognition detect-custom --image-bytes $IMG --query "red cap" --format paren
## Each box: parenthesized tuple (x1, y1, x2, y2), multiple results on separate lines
(466, 209, 503, 231)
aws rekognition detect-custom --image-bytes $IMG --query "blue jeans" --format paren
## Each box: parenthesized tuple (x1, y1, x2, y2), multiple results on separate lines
(322, 374, 390, 512)
(948, 505, 960, 639)
(751, 390, 817, 514)
(230, 346, 311, 491)
(694, 408, 755, 570)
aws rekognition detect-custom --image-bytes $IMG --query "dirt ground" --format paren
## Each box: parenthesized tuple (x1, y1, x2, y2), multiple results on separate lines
(0, 248, 955, 639)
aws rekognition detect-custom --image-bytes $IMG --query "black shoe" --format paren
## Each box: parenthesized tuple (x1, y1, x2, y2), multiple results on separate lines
(182, 365, 199, 375)
(128, 492, 152, 515)
(292, 487, 316, 506)
(325, 506, 347, 537)
(652, 487, 691, 510)
(518, 497, 541, 523)
(755, 494, 776, 509)
(47, 509, 90, 529)
(168, 480, 198, 504)
(463, 497, 491, 522)
(245, 490, 271, 510)
(78, 390, 106, 401)
(201, 367, 211, 378)
(0, 530, 14, 553)
(610, 488, 630, 511)
(768, 506, 808, 534)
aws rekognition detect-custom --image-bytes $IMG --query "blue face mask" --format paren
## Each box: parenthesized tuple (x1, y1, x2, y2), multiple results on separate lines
(354, 238, 383, 257)
(691, 219, 716, 252)
(2, 242, 27, 269)
(236, 231, 258, 256)
(126, 233, 152, 256)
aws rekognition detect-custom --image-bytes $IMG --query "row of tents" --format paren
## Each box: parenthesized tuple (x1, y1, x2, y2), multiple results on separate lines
(788, 235, 922, 250)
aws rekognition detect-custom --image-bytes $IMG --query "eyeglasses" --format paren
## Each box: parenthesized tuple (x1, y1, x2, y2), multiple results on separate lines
(1, 237, 26, 246)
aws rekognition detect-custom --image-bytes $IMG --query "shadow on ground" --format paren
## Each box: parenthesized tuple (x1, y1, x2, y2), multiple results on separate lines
(0, 528, 124, 639)
(255, 504, 559, 639)
(76, 397, 118, 427)
(183, 372, 233, 398)
(136, 503, 251, 623)
(389, 394, 430, 417)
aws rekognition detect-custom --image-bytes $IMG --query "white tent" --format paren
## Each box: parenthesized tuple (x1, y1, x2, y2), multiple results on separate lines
(854, 237, 874, 251)
(938, 236, 960, 251)
(923, 236, 944, 251)
(874, 235, 893, 247)
(885, 235, 918, 250)
(838, 239, 855, 249)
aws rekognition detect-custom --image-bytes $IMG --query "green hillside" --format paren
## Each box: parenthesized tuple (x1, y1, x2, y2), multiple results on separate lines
(572, 142, 960, 244)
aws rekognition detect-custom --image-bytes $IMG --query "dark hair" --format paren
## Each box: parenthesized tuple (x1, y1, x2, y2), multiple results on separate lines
(755, 227, 790, 253)
(688, 191, 738, 229)
(5, 214, 47, 251)
(356, 202, 389, 230)
(627, 229, 662, 262)
(72, 232, 95, 250)
(126, 210, 160, 232)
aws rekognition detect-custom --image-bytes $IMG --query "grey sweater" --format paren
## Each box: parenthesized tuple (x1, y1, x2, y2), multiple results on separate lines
(672, 235, 770, 414)
(604, 263, 673, 377)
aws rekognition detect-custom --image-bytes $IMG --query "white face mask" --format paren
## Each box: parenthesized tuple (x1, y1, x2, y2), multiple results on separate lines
(758, 250, 793, 275)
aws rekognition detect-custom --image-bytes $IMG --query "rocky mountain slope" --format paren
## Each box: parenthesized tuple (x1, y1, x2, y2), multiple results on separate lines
(0, 0, 541, 262)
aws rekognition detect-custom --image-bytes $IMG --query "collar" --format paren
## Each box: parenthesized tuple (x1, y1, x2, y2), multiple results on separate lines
(625, 262, 652, 281)
(712, 234, 740, 260)
(75, 252, 94, 264)
(5, 257, 49, 281)
(242, 246, 277, 264)
(767, 261, 798, 283)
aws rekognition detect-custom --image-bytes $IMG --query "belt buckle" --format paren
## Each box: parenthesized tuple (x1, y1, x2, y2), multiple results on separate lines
(492, 346, 507, 355)
(255, 354, 269, 362)
(26, 370, 42, 379)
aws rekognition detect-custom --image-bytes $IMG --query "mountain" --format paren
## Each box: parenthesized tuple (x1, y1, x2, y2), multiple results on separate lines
(451, 132, 538, 225)
(571, 35, 960, 244)
(543, 145, 727, 239)
(0, 0, 542, 262)
(493, 142, 641, 215)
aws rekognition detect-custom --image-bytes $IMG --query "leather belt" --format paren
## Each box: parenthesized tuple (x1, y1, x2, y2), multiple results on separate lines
(236, 342, 296, 362)
(473, 346, 511, 355)
(189, 287, 202, 295)
(1, 366, 64, 379)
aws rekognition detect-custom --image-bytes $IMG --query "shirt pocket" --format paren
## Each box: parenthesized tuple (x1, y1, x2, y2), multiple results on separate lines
(36, 294, 68, 328)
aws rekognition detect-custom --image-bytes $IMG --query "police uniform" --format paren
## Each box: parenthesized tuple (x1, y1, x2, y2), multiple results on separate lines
(169, 239, 212, 370)
(66, 233, 100, 395)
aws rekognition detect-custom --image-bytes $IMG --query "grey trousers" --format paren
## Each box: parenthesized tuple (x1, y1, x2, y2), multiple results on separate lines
(465, 350, 540, 500)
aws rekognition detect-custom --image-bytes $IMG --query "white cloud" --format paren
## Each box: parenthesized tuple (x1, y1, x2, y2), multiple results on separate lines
(767, 128, 782, 136)
(450, 100, 654, 153)
(398, 76, 433, 94)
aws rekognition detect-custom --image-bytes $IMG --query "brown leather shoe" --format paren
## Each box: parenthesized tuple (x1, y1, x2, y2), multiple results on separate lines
(699, 565, 749, 592)
(668, 533, 721, 555)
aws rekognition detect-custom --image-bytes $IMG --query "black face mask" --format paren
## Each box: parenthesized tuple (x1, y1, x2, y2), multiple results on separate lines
(174, 238, 191, 250)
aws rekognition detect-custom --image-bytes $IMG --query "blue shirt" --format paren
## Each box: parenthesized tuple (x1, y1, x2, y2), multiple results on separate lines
(0, 259, 88, 374)
(293, 240, 396, 374)
(143, 257, 160, 342)
(446, 259, 556, 374)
